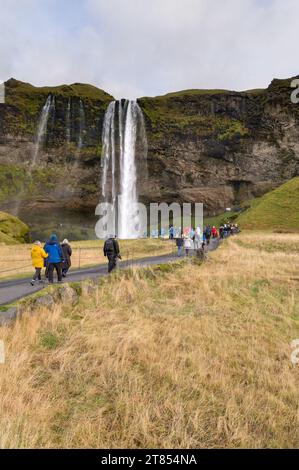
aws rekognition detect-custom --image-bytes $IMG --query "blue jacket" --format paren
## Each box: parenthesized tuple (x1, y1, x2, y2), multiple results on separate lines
(45, 240, 63, 263)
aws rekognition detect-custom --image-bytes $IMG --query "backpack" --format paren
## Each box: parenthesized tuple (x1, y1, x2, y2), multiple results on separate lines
(105, 238, 116, 254)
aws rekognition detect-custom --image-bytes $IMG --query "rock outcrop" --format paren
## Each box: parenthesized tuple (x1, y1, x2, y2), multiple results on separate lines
(138, 78, 299, 213)
(0, 76, 298, 236)
(0, 211, 29, 243)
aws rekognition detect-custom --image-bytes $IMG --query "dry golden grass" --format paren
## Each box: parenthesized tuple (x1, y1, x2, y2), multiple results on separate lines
(0, 231, 298, 448)
(0, 238, 174, 279)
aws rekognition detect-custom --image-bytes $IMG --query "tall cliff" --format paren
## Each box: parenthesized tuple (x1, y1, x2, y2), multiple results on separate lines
(0, 76, 298, 233)
(138, 77, 299, 213)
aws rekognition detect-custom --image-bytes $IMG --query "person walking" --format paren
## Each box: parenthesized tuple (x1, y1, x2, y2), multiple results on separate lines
(212, 225, 217, 238)
(30, 241, 48, 286)
(184, 236, 192, 256)
(193, 226, 201, 251)
(169, 225, 174, 240)
(219, 224, 224, 239)
(175, 236, 184, 257)
(44, 234, 63, 283)
(61, 239, 72, 277)
(204, 225, 212, 245)
(103, 235, 121, 273)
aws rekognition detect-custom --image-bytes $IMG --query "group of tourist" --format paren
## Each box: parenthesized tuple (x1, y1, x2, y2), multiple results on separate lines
(174, 222, 239, 257)
(30, 234, 72, 285)
(30, 222, 240, 283)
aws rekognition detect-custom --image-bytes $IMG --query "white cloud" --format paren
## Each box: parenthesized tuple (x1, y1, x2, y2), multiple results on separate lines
(0, 0, 298, 99)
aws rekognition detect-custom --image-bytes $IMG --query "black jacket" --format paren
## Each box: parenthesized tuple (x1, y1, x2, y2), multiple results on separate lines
(176, 237, 184, 247)
(62, 243, 72, 266)
(104, 238, 120, 257)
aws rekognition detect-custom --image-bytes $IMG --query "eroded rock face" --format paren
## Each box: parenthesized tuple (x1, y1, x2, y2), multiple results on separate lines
(0, 76, 298, 224)
(138, 78, 299, 213)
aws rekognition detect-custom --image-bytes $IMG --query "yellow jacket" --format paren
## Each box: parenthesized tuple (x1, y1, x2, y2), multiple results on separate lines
(31, 245, 48, 268)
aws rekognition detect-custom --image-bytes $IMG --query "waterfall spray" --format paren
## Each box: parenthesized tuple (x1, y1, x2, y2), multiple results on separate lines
(78, 99, 85, 150)
(66, 98, 71, 145)
(101, 99, 147, 239)
(32, 95, 52, 166)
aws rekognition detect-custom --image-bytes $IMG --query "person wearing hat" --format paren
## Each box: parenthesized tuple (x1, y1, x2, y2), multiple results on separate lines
(61, 238, 72, 277)
(30, 240, 48, 286)
(44, 234, 63, 283)
(103, 235, 121, 273)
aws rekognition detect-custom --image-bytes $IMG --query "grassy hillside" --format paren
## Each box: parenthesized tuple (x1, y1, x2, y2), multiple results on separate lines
(237, 177, 299, 231)
(0, 232, 298, 448)
(0, 211, 29, 244)
(203, 177, 299, 231)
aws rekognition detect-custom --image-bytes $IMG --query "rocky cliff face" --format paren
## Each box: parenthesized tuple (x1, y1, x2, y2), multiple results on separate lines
(0, 76, 298, 235)
(138, 77, 299, 213)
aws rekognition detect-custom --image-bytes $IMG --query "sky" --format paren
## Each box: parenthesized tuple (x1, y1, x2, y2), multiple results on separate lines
(0, 0, 298, 99)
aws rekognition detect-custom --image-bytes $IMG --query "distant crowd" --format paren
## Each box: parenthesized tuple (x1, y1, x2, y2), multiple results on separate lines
(171, 222, 240, 257)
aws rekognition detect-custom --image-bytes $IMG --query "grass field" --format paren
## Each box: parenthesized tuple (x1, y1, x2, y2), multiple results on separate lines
(0, 238, 175, 280)
(0, 231, 298, 448)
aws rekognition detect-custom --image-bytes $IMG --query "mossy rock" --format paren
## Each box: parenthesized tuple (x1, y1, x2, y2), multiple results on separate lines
(0, 211, 30, 244)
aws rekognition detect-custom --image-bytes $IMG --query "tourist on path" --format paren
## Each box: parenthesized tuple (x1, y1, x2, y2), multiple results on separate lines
(103, 235, 121, 273)
(44, 234, 63, 283)
(204, 225, 212, 245)
(175, 236, 184, 257)
(169, 225, 174, 240)
(184, 236, 193, 256)
(61, 239, 72, 277)
(30, 241, 48, 286)
(219, 225, 224, 239)
(193, 226, 201, 251)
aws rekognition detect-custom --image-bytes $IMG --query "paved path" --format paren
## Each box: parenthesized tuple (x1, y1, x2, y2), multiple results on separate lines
(0, 239, 219, 306)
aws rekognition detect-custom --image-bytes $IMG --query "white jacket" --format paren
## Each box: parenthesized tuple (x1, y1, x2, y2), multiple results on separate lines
(184, 237, 192, 249)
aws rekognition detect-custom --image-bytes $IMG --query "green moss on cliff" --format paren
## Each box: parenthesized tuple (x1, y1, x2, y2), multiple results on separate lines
(140, 98, 249, 139)
(0, 163, 68, 203)
(0, 164, 29, 202)
(2, 78, 114, 138)
(216, 118, 249, 140)
(152, 89, 232, 99)
(0, 211, 29, 244)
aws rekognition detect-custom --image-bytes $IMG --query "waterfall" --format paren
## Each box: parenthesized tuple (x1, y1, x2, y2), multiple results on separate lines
(78, 99, 85, 150)
(66, 98, 71, 145)
(119, 101, 138, 238)
(101, 100, 147, 239)
(32, 95, 52, 166)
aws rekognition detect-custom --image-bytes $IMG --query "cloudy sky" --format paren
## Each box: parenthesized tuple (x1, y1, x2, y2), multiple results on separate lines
(0, 0, 298, 98)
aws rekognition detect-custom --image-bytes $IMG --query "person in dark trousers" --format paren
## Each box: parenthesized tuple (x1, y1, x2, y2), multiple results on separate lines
(103, 235, 121, 273)
(219, 225, 224, 239)
(204, 225, 212, 245)
(61, 238, 72, 277)
(44, 234, 63, 283)
(176, 236, 184, 257)
(43, 239, 50, 279)
(30, 241, 48, 286)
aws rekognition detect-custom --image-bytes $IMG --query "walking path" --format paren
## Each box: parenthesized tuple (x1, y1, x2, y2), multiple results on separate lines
(0, 239, 219, 306)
